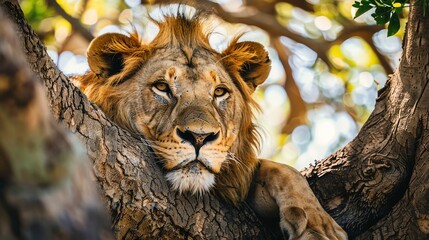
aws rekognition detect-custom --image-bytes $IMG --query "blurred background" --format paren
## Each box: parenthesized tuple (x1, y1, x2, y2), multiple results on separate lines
(23, 0, 405, 170)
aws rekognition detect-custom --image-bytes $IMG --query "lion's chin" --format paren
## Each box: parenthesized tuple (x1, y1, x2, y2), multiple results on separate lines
(165, 161, 215, 195)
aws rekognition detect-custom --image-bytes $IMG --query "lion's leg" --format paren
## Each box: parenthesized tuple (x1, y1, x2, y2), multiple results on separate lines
(248, 159, 347, 240)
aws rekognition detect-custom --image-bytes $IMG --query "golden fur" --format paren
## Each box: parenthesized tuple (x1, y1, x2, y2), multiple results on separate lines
(74, 11, 270, 204)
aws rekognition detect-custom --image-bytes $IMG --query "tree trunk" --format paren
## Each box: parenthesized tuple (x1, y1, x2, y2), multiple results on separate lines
(304, 2, 429, 239)
(1, 0, 429, 239)
(0, 6, 112, 240)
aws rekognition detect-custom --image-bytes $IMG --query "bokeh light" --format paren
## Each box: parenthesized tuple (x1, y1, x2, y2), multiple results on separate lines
(314, 16, 332, 31)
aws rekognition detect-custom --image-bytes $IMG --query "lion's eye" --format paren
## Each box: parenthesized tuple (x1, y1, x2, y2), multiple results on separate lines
(153, 82, 170, 92)
(214, 87, 228, 98)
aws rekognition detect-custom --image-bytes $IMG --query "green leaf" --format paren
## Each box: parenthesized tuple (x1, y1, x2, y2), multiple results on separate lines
(354, 5, 374, 18)
(353, 0, 372, 8)
(388, 12, 400, 36)
(372, 7, 392, 24)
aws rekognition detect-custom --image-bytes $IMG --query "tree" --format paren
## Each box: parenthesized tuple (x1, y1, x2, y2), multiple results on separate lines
(0, 4, 112, 239)
(1, 0, 428, 239)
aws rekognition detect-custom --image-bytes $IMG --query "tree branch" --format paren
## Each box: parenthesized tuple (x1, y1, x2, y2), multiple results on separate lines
(0, 5, 112, 239)
(45, 0, 93, 42)
(303, 1, 429, 237)
(245, 0, 315, 14)
(271, 37, 308, 134)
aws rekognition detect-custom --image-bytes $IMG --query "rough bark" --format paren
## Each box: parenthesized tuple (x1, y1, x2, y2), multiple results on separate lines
(303, 1, 429, 239)
(1, 0, 429, 239)
(0, 6, 112, 240)
(0, 0, 277, 239)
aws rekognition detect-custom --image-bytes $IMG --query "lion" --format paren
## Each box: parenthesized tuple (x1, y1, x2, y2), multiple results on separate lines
(73, 10, 347, 240)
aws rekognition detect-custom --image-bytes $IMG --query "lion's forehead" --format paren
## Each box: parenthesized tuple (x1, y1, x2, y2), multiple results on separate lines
(139, 48, 208, 71)
(135, 48, 233, 92)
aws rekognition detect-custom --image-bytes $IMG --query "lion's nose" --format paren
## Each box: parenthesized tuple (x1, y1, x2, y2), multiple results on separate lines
(176, 128, 219, 155)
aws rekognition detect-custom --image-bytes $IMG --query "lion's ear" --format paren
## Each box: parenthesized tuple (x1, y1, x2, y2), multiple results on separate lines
(87, 33, 143, 79)
(221, 41, 271, 92)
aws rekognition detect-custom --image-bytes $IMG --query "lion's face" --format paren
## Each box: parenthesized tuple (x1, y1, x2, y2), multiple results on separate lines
(125, 48, 243, 194)
(74, 13, 271, 202)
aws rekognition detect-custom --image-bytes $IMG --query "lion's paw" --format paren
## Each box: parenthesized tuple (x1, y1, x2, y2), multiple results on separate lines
(279, 206, 347, 240)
